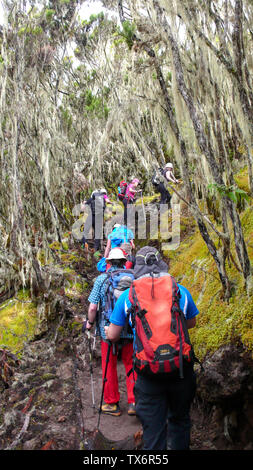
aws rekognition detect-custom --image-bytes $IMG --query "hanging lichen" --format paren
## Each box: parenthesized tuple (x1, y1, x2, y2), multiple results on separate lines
(0, 0, 252, 297)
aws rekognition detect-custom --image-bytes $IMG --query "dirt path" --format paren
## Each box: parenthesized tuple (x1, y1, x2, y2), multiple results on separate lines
(0, 299, 249, 451)
(1, 237, 251, 451)
(79, 357, 142, 445)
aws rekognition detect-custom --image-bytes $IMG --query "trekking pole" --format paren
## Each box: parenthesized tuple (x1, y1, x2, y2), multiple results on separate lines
(140, 190, 146, 223)
(87, 329, 96, 410)
(82, 321, 96, 411)
(97, 340, 112, 430)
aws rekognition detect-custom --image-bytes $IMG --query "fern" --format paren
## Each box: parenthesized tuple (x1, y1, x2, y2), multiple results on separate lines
(208, 183, 251, 205)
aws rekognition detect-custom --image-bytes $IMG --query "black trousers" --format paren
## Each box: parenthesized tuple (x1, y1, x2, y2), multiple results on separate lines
(134, 363, 196, 450)
(122, 197, 134, 226)
(158, 183, 171, 205)
(81, 212, 103, 251)
(152, 180, 171, 206)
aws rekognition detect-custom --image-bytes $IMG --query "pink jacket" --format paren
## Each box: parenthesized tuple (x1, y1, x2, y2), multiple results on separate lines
(125, 183, 136, 201)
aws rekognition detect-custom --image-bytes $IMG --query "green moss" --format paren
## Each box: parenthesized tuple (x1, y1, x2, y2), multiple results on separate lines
(63, 267, 76, 274)
(0, 298, 38, 356)
(41, 373, 56, 381)
(37, 249, 46, 265)
(49, 241, 61, 250)
(64, 279, 87, 299)
(168, 177, 253, 361)
(190, 294, 253, 360)
(60, 253, 81, 264)
(61, 241, 69, 251)
(16, 288, 31, 301)
(70, 320, 83, 333)
(234, 166, 250, 194)
(241, 206, 253, 236)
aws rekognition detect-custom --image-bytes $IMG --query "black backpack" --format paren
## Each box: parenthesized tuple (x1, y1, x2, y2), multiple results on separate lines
(89, 191, 106, 214)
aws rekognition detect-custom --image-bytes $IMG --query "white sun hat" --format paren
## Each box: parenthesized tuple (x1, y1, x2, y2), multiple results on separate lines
(165, 162, 173, 168)
(106, 248, 127, 262)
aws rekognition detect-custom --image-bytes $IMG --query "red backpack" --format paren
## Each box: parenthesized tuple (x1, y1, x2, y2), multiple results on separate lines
(117, 180, 128, 201)
(129, 273, 194, 378)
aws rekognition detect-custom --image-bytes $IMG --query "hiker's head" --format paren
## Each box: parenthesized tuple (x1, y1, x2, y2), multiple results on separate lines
(100, 188, 107, 194)
(132, 178, 140, 187)
(106, 247, 127, 268)
(113, 223, 121, 230)
(134, 246, 168, 278)
(164, 163, 173, 170)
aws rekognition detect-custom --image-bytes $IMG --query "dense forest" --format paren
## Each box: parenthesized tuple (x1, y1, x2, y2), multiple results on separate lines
(0, 0, 252, 452)
(0, 0, 252, 297)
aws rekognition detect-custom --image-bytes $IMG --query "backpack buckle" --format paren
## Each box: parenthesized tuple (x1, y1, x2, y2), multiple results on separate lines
(136, 308, 147, 319)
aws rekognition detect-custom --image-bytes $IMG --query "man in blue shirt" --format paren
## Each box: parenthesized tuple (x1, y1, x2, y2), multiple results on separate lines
(106, 246, 199, 450)
(109, 283, 198, 333)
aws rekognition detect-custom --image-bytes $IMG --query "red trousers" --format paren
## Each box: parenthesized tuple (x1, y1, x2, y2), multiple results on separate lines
(101, 339, 136, 404)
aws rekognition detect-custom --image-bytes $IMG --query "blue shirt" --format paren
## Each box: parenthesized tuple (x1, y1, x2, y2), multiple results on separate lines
(108, 225, 134, 248)
(88, 266, 133, 340)
(109, 284, 199, 330)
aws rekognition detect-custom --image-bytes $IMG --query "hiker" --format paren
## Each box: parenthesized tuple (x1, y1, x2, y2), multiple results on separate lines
(96, 224, 135, 273)
(105, 246, 199, 450)
(152, 170, 172, 205)
(104, 224, 135, 269)
(122, 178, 141, 226)
(96, 242, 135, 273)
(152, 163, 179, 206)
(80, 189, 112, 257)
(163, 162, 180, 184)
(117, 180, 128, 202)
(84, 248, 136, 417)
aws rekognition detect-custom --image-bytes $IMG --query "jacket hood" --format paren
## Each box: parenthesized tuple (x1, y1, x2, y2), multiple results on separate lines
(133, 246, 168, 278)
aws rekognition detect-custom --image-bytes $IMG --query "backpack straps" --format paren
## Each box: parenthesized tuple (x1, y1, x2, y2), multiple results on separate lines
(130, 273, 191, 379)
(103, 271, 115, 316)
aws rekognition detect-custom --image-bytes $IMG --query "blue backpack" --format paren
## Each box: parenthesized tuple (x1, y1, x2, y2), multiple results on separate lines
(102, 269, 135, 322)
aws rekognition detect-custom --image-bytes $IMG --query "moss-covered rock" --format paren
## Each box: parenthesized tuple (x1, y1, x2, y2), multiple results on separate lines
(64, 278, 88, 300)
(0, 292, 38, 356)
(168, 170, 253, 361)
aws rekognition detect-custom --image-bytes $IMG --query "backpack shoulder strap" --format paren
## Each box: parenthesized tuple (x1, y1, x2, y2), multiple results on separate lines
(102, 269, 124, 311)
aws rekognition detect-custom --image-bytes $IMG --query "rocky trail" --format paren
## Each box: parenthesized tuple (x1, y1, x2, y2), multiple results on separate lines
(0, 237, 253, 454)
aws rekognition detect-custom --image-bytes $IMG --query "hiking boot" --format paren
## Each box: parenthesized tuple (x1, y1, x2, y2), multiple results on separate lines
(127, 403, 136, 416)
(101, 403, 121, 416)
